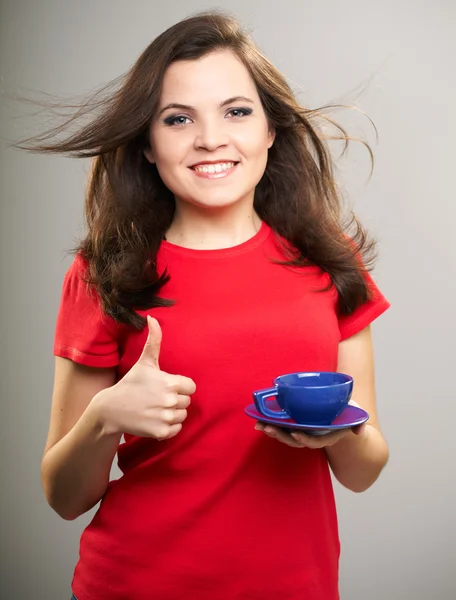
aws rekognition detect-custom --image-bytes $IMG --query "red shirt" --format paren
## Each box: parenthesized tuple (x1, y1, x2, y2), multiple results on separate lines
(54, 223, 390, 600)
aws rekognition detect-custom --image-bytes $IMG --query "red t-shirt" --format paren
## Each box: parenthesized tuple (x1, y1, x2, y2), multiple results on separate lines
(54, 222, 390, 600)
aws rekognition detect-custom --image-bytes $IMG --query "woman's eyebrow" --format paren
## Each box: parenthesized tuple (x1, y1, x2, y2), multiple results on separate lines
(157, 96, 254, 117)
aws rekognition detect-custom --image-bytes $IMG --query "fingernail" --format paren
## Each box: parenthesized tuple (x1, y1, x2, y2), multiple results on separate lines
(264, 426, 273, 434)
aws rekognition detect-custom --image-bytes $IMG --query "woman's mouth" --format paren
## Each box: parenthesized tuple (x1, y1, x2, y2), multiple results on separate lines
(189, 161, 239, 179)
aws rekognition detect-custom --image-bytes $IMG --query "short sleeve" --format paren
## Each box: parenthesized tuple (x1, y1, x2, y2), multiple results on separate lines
(338, 270, 390, 341)
(53, 254, 120, 367)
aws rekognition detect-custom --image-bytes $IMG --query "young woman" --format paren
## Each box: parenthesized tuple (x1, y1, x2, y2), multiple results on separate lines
(28, 10, 390, 600)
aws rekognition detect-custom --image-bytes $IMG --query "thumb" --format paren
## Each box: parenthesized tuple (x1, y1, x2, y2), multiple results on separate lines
(138, 315, 162, 369)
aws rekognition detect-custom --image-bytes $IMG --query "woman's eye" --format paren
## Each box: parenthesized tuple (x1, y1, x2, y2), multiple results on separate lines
(164, 115, 192, 126)
(227, 108, 253, 118)
(163, 108, 252, 127)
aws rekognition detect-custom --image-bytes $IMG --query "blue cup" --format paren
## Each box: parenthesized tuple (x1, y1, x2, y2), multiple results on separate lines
(253, 372, 353, 425)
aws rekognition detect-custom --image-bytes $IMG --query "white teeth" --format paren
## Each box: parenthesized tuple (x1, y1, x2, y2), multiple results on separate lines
(193, 162, 236, 173)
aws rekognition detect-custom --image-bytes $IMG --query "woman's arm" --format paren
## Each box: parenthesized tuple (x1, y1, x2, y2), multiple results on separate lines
(324, 326, 389, 492)
(41, 357, 121, 521)
(42, 318, 196, 520)
(255, 325, 389, 493)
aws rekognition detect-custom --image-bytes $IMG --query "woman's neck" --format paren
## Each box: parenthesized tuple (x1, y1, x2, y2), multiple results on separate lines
(165, 202, 262, 250)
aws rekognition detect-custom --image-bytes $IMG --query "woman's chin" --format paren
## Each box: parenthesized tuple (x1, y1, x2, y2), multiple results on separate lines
(176, 191, 254, 211)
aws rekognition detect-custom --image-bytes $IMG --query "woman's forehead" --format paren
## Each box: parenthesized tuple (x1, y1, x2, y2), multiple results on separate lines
(159, 51, 258, 106)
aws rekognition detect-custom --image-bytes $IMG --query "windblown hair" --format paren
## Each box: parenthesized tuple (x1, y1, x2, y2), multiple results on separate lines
(15, 10, 378, 329)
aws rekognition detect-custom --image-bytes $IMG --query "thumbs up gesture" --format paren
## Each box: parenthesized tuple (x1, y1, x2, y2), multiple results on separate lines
(95, 316, 196, 440)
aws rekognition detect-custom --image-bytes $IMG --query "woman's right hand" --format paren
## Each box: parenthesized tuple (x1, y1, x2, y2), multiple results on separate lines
(92, 316, 196, 440)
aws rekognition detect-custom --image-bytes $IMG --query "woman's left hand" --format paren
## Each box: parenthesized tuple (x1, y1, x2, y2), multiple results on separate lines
(254, 401, 367, 449)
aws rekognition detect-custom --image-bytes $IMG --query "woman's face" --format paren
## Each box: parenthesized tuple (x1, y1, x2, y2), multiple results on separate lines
(145, 50, 275, 212)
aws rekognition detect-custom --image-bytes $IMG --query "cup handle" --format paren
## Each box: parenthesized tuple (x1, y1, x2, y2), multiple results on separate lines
(252, 387, 289, 420)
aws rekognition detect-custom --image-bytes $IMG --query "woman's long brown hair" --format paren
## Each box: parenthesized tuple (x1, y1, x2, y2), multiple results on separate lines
(14, 10, 378, 330)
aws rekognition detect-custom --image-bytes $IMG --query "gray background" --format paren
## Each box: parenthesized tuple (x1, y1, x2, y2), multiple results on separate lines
(1, 0, 455, 598)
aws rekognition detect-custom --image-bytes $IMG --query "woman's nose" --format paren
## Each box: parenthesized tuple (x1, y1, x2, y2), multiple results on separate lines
(193, 120, 230, 151)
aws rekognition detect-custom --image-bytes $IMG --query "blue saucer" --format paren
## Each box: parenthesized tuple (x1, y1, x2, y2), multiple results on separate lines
(245, 399, 369, 436)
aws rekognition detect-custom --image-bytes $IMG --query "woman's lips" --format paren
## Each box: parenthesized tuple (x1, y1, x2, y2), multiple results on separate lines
(190, 162, 239, 179)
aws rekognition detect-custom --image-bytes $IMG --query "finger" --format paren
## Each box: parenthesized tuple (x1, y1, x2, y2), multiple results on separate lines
(159, 407, 188, 424)
(161, 393, 191, 410)
(352, 423, 367, 436)
(157, 423, 183, 441)
(290, 429, 348, 448)
(176, 394, 191, 409)
(137, 316, 162, 369)
(167, 374, 196, 395)
(261, 425, 306, 448)
(169, 408, 188, 425)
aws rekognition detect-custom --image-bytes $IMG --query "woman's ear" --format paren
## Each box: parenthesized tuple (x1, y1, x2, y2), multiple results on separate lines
(267, 128, 276, 149)
(143, 147, 155, 164)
